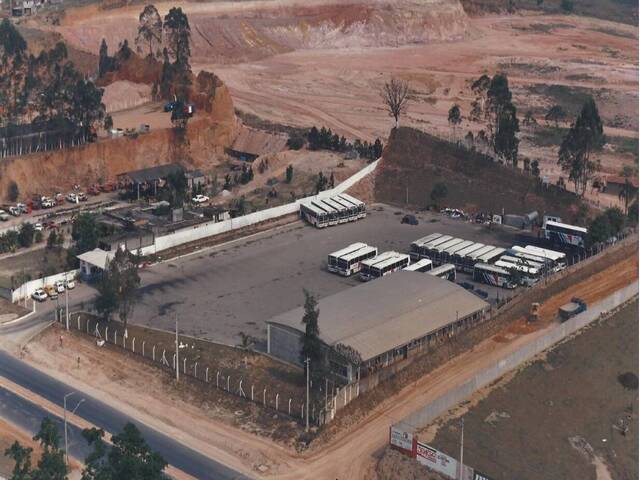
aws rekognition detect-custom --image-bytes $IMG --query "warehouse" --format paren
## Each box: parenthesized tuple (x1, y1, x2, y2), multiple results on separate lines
(266, 272, 490, 382)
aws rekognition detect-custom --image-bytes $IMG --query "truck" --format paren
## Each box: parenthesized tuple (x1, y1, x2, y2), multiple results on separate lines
(558, 297, 587, 321)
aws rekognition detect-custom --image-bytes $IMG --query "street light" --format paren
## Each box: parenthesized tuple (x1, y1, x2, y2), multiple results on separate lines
(63, 392, 85, 466)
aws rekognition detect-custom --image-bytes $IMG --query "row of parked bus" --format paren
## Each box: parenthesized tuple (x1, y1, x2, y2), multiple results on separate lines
(410, 234, 506, 272)
(300, 193, 366, 228)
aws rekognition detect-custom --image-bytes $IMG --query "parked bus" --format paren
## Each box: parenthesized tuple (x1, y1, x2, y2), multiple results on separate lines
(453, 243, 485, 270)
(415, 235, 453, 260)
(337, 193, 367, 219)
(428, 263, 456, 282)
(321, 197, 350, 224)
(327, 242, 368, 273)
(544, 220, 587, 248)
(477, 247, 506, 264)
(409, 233, 443, 260)
(310, 200, 339, 226)
(403, 258, 433, 273)
(430, 238, 464, 263)
(505, 249, 551, 272)
(334, 245, 378, 276)
(300, 202, 329, 228)
(360, 251, 409, 281)
(473, 263, 516, 289)
(461, 244, 496, 272)
(495, 260, 540, 286)
(499, 255, 545, 271)
(440, 240, 474, 264)
(330, 195, 360, 221)
(523, 245, 567, 271)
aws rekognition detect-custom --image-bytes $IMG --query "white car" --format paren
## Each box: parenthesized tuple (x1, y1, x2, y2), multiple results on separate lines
(32, 288, 48, 302)
(64, 278, 76, 290)
(34, 223, 43, 231)
(0, 210, 8, 221)
(192, 194, 210, 204)
(54, 280, 65, 293)
(66, 193, 78, 203)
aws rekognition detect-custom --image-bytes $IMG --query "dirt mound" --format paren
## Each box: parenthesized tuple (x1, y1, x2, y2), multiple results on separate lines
(375, 127, 586, 219)
(97, 53, 162, 87)
(102, 80, 151, 113)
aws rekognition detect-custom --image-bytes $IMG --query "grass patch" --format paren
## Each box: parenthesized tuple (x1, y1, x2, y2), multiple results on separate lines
(607, 136, 639, 159)
(528, 126, 568, 148)
(526, 84, 599, 116)
(590, 27, 637, 40)
(0, 248, 69, 289)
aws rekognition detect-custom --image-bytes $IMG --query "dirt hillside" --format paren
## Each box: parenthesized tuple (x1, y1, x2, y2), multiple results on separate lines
(374, 127, 585, 219)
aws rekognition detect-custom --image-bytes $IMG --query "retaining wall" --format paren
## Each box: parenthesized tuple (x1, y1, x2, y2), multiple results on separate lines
(10, 269, 79, 303)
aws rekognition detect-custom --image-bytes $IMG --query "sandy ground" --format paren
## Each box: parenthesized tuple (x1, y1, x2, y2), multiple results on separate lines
(17, 244, 637, 479)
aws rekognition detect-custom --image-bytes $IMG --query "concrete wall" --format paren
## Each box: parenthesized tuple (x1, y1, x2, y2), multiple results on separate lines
(394, 282, 638, 433)
(11, 269, 79, 303)
(267, 323, 304, 366)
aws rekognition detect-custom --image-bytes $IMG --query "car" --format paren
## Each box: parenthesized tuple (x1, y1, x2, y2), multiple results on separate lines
(66, 193, 78, 203)
(0, 210, 9, 221)
(41, 198, 55, 208)
(192, 194, 210, 204)
(164, 102, 176, 112)
(54, 280, 65, 293)
(8, 206, 21, 216)
(45, 285, 58, 300)
(401, 214, 419, 225)
(16, 203, 28, 214)
(64, 278, 76, 290)
(77, 192, 88, 202)
(32, 288, 48, 302)
(34, 223, 43, 231)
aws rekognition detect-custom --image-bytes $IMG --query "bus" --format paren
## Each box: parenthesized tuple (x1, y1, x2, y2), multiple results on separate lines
(334, 245, 378, 276)
(477, 247, 506, 264)
(417, 235, 453, 260)
(310, 200, 339, 226)
(452, 243, 485, 270)
(461, 244, 496, 272)
(473, 263, 516, 289)
(409, 233, 443, 261)
(499, 255, 545, 271)
(505, 249, 551, 272)
(544, 220, 587, 248)
(431, 238, 465, 264)
(428, 263, 456, 282)
(440, 240, 474, 264)
(337, 193, 367, 219)
(523, 245, 567, 271)
(327, 242, 368, 273)
(495, 260, 540, 286)
(321, 197, 350, 224)
(403, 258, 433, 273)
(360, 251, 409, 281)
(330, 195, 360, 221)
(300, 202, 329, 228)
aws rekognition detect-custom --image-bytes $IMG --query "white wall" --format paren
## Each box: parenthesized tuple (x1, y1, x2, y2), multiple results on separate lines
(12, 269, 79, 303)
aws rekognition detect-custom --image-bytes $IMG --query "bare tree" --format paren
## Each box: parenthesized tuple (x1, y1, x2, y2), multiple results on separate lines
(381, 77, 409, 129)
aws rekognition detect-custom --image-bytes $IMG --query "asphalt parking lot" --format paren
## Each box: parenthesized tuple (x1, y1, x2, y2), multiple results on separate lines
(130, 205, 535, 347)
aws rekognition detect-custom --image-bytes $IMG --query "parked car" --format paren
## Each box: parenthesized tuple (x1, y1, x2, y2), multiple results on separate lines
(16, 203, 29, 214)
(401, 214, 419, 225)
(164, 102, 176, 112)
(192, 194, 210, 204)
(54, 193, 64, 204)
(0, 210, 9, 221)
(77, 192, 88, 202)
(54, 280, 65, 293)
(8, 206, 21, 216)
(45, 285, 58, 300)
(32, 288, 48, 302)
(64, 278, 76, 290)
(41, 197, 55, 208)
(34, 223, 43, 231)
(66, 193, 78, 203)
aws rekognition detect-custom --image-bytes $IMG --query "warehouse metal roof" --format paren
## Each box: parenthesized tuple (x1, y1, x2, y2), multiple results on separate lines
(267, 272, 489, 362)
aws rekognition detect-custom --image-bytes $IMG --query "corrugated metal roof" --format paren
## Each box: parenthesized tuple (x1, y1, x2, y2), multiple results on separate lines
(267, 272, 489, 362)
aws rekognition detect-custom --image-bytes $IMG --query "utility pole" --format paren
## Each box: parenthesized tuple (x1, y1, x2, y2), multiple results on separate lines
(65, 272, 69, 331)
(63, 392, 84, 466)
(459, 417, 464, 480)
(175, 314, 179, 382)
(305, 357, 310, 432)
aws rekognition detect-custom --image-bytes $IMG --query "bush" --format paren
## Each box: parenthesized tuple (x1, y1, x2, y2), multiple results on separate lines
(287, 135, 304, 150)
(8, 181, 19, 202)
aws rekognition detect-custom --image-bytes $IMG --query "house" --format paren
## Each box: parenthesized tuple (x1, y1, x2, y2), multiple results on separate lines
(77, 249, 114, 281)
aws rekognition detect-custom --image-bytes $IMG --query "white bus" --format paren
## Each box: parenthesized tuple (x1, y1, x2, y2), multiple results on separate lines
(477, 247, 506, 264)
(334, 245, 378, 276)
(360, 251, 409, 281)
(462, 244, 496, 272)
(506, 249, 551, 272)
(499, 255, 545, 271)
(523, 245, 567, 271)
(337, 193, 367, 219)
(403, 258, 433, 273)
(300, 202, 329, 228)
(409, 233, 443, 260)
(428, 263, 456, 282)
(310, 200, 339, 226)
(495, 260, 540, 286)
(330, 196, 360, 221)
(431, 238, 465, 263)
(440, 240, 474, 264)
(416, 235, 453, 260)
(327, 242, 368, 273)
(321, 197, 350, 224)
(544, 220, 587, 248)
(473, 263, 516, 289)
(453, 243, 485, 269)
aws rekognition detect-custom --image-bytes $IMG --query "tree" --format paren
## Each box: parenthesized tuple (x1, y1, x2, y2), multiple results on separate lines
(558, 97, 604, 196)
(471, 74, 491, 117)
(586, 214, 611, 246)
(627, 201, 638, 225)
(618, 166, 637, 215)
(561, 0, 574, 12)
(545, 105, 566, 128)
(165, 170, 188, 207)
(604, 207, 625, 235)
(0, 19, 28, 123)
(104, 114, 113, 132)
(164, 7, 191, 67)
(8, 181, 19, 202)
(32, 417, 68, 480)
(430, 182, 448, 207)
(99, 248, 141, 333)
(98, 39, 112, 78)
(4, 441, 33, 480)
(522, 110, 537, 128)
(447, 104, 462, 140)
(380, 77, 409, 128)
(18, 223, 34, 248)
(136, 4, 163, 59)
(300, 289, 324, 383)
(531, 159, 541, 178)
(285, 164, 293, 183)
(372, 138, 384, 159)
(494, 101, 520, 167)
(72, 213, 99, 254)
(81, 423, 167, 480)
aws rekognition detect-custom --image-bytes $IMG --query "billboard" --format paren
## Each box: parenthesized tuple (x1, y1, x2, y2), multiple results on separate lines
(416, 442, 458, 478)
(390, 426, 415, 454)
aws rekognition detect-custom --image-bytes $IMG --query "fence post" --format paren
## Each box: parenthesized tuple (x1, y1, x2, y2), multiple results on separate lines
(301, 404, 304, 420)
(239, 380, 245, 397)
(183, 357, 186, 374)
(173, 353, 176, 369)
(205, 367, 209, 383)
(77, 315, 80, 330)
(251, 385, 254, 402)
(114, 330, 117, 345)
(288, 398, 292, 415)
(227, 375, 230, 391)
(105, 326, 108, 341)
(194, 362, 198, 379)
(275, 393, 279, 411)
(152, 345, 156, 361)
(123, 335, 126, 349)
(216, 371, 220, 389)
(142, 341, 145, 357)
(263, 388, 266, 406)
(86, 319, 90, 334)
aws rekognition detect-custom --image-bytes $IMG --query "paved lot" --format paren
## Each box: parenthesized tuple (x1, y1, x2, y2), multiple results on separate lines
(131, 205, 535, 347)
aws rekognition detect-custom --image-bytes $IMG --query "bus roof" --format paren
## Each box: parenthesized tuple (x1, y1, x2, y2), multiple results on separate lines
(411, 233, 443, 247)
(330, 196, 356, 210)
(361, 251, 402, 267)
(424, 235, 453, 249)
(341, 245, 377, 262)
(433, 238, 465, 253)
(474, 262, 510, 275)
(372, 253, 410, 270)
(454, 243, 485, 258)
(310, 200, 335, 213)
(478, 247, 506, 263)
(495, 260, 539, 275)
(507, 248, 549, 264)
(467, 245, 496, 260)
(545, 220, 587, 233)
(301, 202, 326, 216)
(328, 242, 368, 259)
(337, 192, 365, 207)
(429, 263, 456, 275)
(318, 198, 344, 213)
(403, 258, 433, 271)
(444, 240, 474, 255)
(524, 245, 566, 261)
(500, 255, 544, 268)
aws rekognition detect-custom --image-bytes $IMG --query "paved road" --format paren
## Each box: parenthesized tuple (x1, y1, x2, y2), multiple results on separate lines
(0, 351, 251, 480)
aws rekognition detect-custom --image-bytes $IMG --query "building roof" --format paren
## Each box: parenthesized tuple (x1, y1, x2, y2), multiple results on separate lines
(120, 163, 183, 183)
(77, 248, 114, 269)
(607, 175, 639, 188)
(268, 272, 489, 362)
(230, 127, 288, 156)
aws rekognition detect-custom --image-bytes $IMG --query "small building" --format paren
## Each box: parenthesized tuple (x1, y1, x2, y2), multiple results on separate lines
(77, 248, 114, 281)
(603, 175, 638, 197)
(117, 163, 184, 200)
(225, 127, 288, 162)
(266, 273, 490, 382)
